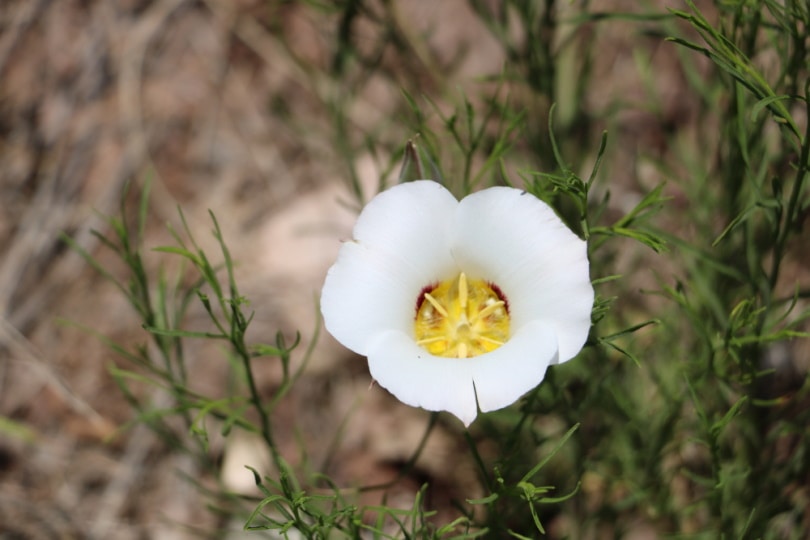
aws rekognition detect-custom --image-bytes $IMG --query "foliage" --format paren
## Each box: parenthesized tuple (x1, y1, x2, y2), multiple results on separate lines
(69, 0, 809, 537)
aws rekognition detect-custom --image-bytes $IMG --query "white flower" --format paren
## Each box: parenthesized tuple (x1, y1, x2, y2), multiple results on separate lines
(321, 180, 593, 426)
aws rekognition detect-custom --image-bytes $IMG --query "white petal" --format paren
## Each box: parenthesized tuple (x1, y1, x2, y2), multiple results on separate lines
(450, 187, 593, 362)
(365, 321, 558, 426)
(366, 330, 479, 426)
(468, 320, 558, 413)
(321, 181, 459, 354)
(321, 242, 421, 355)
(352, 181, 458, 286)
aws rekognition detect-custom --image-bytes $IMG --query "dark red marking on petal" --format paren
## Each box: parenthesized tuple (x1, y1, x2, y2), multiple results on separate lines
(415, 283, 438, 315)
(488, 282, 510, 314)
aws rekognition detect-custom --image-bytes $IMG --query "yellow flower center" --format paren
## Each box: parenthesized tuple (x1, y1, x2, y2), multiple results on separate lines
(414, 272, 510, 358)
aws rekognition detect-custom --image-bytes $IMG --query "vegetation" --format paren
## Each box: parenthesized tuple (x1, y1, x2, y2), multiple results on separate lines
(26, 0, 810, 537)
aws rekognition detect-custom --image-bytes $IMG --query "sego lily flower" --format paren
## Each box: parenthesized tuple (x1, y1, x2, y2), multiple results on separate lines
(321, 181, 593, 426)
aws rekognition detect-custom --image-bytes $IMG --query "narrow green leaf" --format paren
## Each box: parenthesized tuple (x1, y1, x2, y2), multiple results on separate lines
(466, 493, 499, 505)
(152, 246, 202, 265)
(519, 423, 580, 484)
(143, 326, 227, 340)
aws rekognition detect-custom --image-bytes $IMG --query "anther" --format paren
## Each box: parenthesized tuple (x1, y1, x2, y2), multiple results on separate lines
(470, 300, 505, 324)
(423, 292, 449, 318)
(416, 336, 446, 345)
(458, 273, 468, 309)
(458, 342, 468, 359)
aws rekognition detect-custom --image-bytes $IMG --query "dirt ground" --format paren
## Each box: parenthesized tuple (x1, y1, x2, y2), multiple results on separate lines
(0, 0, 781, 538)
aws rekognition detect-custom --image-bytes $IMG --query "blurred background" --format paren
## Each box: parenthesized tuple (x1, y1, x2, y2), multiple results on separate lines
(1, 0, 808, 538)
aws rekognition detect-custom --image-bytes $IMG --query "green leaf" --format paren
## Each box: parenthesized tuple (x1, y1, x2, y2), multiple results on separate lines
(152, 246, 202, 265)
(751, 94, 793, 122)
(466, 493, 499, 505)
(520, 423, 580, 484)
(143, 326, 227, 340)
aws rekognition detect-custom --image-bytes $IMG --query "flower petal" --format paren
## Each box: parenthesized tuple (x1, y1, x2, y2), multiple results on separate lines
(468, 320, 558, 413)
(322, 181, 459, 354)
(321, 242, 421, 355)
(450, 187, 593, 362)
(352, 181, 459, 286)
(366, 330, 479, 426)
(366, 321, 558, 426)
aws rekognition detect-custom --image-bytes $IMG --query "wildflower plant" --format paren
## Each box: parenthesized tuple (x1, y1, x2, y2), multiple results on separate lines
(61, 0, 810, 538)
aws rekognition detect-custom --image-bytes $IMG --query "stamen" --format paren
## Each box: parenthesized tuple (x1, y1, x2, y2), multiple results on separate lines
(414, 273, 510, 358)
(416, 336, 446, 345)
(423, 292, 449, 318)
(470, 300, 505, 323)
(458, 343, 468, 359)
(458, 273, 468, 309)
